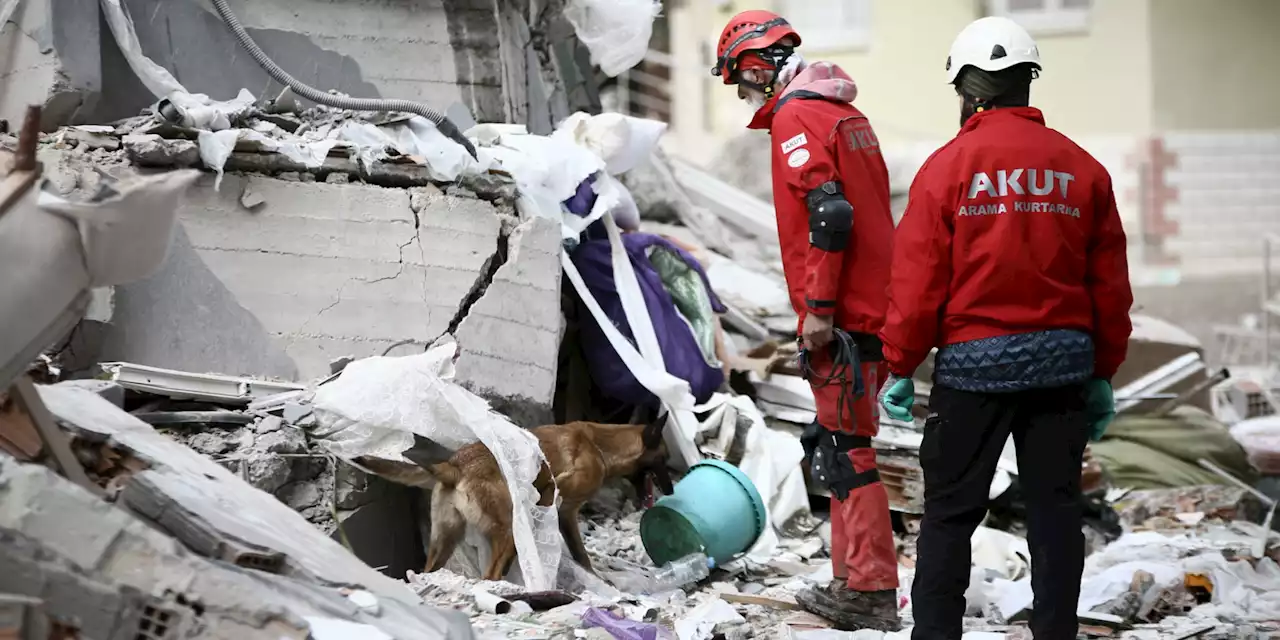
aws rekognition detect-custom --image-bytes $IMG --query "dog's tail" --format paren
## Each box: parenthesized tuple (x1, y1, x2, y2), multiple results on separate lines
(425, 461, 462, 487)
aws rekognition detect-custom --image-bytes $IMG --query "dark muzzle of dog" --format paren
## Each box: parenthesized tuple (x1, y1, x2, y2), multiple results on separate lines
(632, 419, 675, 504)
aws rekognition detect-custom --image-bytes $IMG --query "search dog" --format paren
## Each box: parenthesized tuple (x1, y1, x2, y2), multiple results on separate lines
(367, 420, 673, 581)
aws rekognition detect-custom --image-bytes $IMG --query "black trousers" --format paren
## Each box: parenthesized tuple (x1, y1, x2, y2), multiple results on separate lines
(910, 384, 1089, 640)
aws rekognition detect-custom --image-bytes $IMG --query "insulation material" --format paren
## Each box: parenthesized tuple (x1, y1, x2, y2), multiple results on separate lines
(310, 343, 562, 591)
(338, 118, 493, 182)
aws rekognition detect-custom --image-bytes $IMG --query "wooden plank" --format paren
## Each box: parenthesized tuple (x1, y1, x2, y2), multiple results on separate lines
(10, 377, 99, 495)
(719, 593, 803, 611)
(0, 105, 42, 220)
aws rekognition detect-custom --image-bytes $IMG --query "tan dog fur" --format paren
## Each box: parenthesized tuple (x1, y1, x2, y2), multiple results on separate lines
(417, 420, 670, 581)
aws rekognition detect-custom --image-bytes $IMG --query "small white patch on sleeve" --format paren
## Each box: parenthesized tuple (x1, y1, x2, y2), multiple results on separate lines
(780, 132, 808, 154)
(787, 148, 811, 168)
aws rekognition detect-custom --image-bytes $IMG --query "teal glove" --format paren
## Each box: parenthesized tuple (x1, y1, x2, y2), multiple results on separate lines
(1084, 379, 1116, 442)
(878, 375, 915, 422)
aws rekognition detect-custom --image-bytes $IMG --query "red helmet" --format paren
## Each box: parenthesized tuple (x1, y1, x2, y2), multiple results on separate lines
(712, 10, 802, 87)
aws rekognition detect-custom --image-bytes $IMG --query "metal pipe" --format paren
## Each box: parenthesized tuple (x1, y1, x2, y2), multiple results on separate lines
(207, 0, 478, 159)
(1152, 368, 1229, 418)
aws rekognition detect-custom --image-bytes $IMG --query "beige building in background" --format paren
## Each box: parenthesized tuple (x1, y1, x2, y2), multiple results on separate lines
(612, 0, 1280, 359)
(662, 0, 1280, 159)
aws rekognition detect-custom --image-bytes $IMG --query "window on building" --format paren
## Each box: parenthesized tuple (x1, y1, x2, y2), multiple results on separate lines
(988, 0, 1092, 35)
(778, 0, 872, 52)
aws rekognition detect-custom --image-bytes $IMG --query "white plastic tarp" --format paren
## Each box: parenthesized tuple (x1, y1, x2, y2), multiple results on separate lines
(310, 344, 562, 591)
(562, 0, 663, 77)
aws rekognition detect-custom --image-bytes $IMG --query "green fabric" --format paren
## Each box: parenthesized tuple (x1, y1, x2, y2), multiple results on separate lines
(1084, 379, 1116, 441)
(1091, 406, 1259, 490)
(648, 248, 720, 367)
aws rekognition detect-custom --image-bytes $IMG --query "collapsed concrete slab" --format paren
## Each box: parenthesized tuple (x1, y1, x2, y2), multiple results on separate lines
(0, 383, 476, 639)
(36, 135, 565, 424)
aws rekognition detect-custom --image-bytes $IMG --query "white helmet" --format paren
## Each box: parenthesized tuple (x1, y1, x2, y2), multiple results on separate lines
(945, 16, 1040, 85)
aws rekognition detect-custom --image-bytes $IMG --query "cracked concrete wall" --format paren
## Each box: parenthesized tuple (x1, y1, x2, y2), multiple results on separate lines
(93, 0, 569, 129)
(0, 0, 101, 130)
(454, 216, 563, 426)
(99, 173, 563, 421)
(3, 0, 600, 139)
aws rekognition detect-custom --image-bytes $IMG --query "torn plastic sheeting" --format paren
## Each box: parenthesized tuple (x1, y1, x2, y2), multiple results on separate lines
(489, 132, 606, 240)
(1076, 560, 1184, 613)
(242, 128, 339, 169)
(1181, 554, 1280, 623)
(310, 343, 562, 591)
(36, 170, 201, 287)
(100, 0, 186, 99)
(563, 0, 663, 77)
(165, 88, 257, 132)
(970, 527, 1030, 581)
(198, 128, 340, 190)
(674, 598, 744, 640)
(101, 0, 251, 132)
(198, 130, 239, 190)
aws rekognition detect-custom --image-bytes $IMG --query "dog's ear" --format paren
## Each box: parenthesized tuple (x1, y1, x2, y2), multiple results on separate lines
(641, 418, 666, 450)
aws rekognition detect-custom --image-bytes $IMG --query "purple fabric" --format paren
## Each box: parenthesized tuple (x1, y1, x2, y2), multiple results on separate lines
(581, 607, 661, 640)
(571, 232, 726, 407)
(564, 173, 599, 217)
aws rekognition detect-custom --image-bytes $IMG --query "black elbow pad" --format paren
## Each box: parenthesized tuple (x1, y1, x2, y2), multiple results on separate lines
(806, 181, 853, 252)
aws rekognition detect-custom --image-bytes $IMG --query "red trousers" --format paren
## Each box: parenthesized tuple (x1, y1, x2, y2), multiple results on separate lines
(808, 352, 900, 592)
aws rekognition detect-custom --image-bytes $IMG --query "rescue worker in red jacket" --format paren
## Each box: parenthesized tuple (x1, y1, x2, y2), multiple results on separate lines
(877, 17, 1134, 640)
(713, 10, 900, 631)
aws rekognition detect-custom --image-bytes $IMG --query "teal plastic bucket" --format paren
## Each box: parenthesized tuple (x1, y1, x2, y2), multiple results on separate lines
(639, 459, 767, 566)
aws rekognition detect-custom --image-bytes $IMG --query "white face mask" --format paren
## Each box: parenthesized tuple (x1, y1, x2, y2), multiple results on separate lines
(744, 91, 767, 111)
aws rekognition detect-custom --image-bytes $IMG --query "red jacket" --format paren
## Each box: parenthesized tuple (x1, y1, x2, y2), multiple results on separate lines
(749, 62, 895, 336)
(880, 107, 1134, 380)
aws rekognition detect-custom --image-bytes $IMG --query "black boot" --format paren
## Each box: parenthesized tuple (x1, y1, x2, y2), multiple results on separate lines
(795, 581, 901, 632)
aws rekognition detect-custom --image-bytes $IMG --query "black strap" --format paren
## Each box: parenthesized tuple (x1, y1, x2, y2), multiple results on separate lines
(828, 431, 872, 450)
(847, 467, 882, 490)
(773, 89, 826, 113)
